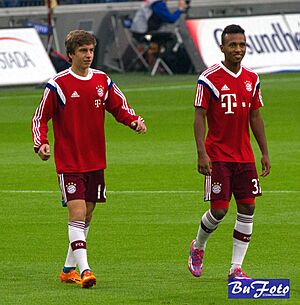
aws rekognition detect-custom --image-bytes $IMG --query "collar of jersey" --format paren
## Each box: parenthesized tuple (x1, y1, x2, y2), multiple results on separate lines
(220, 62, 242, 78)
(69, 68, 93, 80)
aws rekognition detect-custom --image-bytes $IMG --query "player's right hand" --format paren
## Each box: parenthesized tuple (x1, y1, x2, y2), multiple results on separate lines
(197, 154, 212, 176)
(38, 144, 51, 161)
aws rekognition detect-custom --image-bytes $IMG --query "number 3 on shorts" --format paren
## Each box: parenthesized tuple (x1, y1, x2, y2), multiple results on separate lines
(252, 178, 261, 195)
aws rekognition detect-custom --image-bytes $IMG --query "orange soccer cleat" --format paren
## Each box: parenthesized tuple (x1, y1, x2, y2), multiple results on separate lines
(81, 270, 97, 289)
(60, 270, 82, 285)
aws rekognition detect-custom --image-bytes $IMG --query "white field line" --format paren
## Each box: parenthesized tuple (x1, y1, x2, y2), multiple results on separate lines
(0, 85, 193, 100)
(1, 77, 300, 100)
(0, 190, 298, 194)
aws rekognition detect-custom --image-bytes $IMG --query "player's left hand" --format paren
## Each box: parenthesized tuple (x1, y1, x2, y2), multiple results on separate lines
(131, 119, 147, 134)
(260, 154, 271, 177)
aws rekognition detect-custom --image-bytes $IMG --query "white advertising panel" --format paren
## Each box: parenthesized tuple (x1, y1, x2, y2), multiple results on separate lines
(0, 28, 56, 86)
(186, 14, 300, 73)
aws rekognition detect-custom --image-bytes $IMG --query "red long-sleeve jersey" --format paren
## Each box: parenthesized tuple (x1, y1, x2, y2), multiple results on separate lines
(32, 68, 142, 173)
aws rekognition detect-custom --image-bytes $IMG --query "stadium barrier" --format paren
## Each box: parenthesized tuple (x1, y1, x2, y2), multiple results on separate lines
(0, 27, 56, 86)
(0, 0, 300, 85)
(184, 13, 300, 74)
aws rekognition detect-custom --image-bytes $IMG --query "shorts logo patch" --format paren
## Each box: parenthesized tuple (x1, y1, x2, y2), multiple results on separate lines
(66, 182, 77, 194)
(212, 182, 222, 194)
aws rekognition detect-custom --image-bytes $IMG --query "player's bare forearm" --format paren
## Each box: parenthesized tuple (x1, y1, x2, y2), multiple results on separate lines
(194, 107, 212, 175)
(250, 110, 271, 176)
(194, 108, 206, 155)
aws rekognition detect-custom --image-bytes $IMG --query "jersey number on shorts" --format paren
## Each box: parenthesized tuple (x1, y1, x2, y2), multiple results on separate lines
(251, 178, 261, 194)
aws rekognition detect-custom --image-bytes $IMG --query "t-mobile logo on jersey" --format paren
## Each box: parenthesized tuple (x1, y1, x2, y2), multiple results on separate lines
(95, 99, 104, 108)
(221, 94, 251, 114)
(221, 94, 237, 114)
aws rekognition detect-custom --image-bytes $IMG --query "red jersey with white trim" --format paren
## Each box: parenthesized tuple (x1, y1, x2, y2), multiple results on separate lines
(194, 63, 263, 162)
(32, 68, 142, 173)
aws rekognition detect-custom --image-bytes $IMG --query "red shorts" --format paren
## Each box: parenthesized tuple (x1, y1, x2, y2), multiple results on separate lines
(58, 170, 106, 207)
(204, 162, 261, 202)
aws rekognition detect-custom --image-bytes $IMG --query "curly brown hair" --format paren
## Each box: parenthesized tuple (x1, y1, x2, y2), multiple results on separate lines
(65, 30, 97, 62)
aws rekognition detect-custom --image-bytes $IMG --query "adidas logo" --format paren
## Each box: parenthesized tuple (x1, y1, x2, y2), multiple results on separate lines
(221, 84, 230, 91)
(71, 91, 80, 98)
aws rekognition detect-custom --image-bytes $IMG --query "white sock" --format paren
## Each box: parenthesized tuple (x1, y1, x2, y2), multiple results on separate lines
(64, 245, 76, 269)
(231, 213, 253, 271)
(64, 222, 91, 269)
(194, 209, 221, 250)
(68, 221, 90, 275)
(84, 222, 90, 239)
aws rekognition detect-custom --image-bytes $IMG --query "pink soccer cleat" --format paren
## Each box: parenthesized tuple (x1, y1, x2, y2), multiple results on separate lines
(228, 267, 251, 280)
(188, 240, 204, 277)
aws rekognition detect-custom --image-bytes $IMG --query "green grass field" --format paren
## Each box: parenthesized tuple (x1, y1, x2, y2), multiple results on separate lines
(0, 72, 299, 305)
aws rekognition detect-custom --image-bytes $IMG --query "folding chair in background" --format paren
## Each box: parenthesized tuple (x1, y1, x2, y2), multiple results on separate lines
(121, 17, 150, 72)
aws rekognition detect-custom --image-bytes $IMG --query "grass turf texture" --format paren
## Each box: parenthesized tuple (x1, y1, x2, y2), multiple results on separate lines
(0, 72, 299, 305)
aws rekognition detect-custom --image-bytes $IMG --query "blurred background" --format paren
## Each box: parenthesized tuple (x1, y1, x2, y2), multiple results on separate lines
(0, 0, 300, 85)
(0, 2, 299, 304)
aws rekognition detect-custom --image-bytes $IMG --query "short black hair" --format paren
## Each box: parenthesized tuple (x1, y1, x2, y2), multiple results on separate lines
(221, 24, 245, 44)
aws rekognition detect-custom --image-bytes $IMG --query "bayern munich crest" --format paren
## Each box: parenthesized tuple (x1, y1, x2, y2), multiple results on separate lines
(96, 85, 104, 97)
(212, 182, 222, 194)
(244, 81, 252, 92)
(66, 182, 76, 194)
